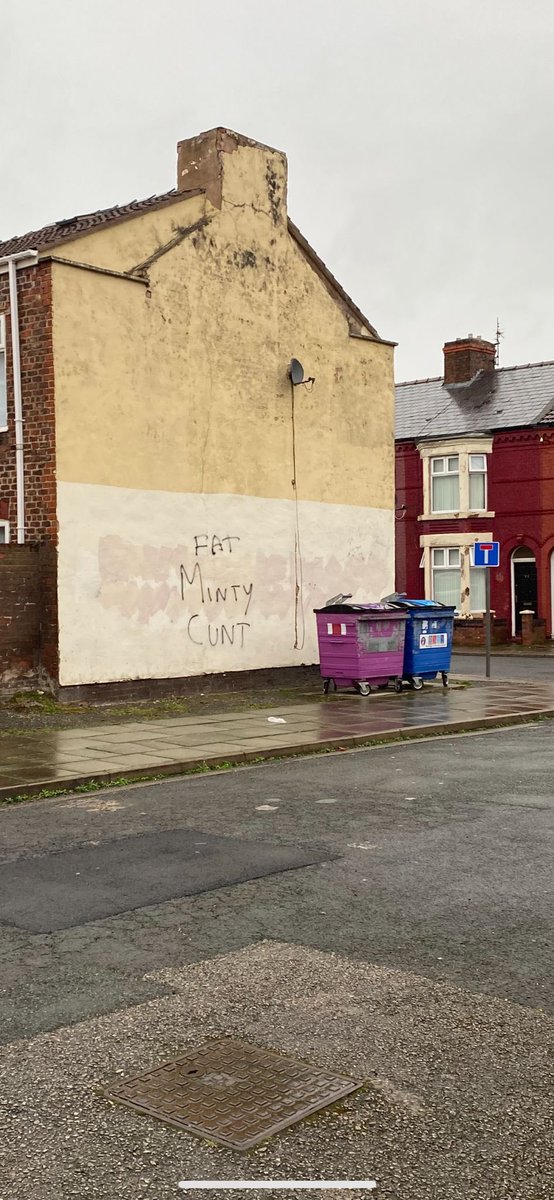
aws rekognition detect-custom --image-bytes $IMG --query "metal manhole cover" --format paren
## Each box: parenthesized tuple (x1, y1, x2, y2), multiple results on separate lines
(104, 1038, 362, 1149)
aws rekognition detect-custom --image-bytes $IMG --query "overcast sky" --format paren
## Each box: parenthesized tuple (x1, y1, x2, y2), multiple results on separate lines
(2, 0, 554, 379)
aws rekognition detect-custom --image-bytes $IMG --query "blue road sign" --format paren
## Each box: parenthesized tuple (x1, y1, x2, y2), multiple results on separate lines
(472, 541, 500, 568)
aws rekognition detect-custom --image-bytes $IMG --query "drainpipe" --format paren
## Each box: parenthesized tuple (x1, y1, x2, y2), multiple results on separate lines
(0, 249, 38, 543)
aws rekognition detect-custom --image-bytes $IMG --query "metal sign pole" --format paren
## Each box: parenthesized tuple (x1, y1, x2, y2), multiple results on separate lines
(485, 566, 491, 679)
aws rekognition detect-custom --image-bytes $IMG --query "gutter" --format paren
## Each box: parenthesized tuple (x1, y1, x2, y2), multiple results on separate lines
(0, 249, 39, 543)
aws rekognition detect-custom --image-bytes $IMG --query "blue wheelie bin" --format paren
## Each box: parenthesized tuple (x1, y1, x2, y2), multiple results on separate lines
(393, 598, 456, 689)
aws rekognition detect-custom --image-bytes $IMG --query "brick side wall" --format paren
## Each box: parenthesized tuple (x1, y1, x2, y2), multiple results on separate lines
(0, 544, 41, 685)
(0, 261, 57, 542)
(0, 261, 58, 685)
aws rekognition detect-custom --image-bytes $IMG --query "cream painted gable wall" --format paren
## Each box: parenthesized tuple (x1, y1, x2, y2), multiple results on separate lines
(51, 131, 395, 686)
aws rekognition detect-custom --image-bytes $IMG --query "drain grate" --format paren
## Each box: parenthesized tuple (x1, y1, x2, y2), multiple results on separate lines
(104, 1038, 361, 1149)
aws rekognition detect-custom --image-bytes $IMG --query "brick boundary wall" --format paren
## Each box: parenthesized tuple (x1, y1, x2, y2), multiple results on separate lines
(453, 617, 509, 647)
(520, 612, 547, 646)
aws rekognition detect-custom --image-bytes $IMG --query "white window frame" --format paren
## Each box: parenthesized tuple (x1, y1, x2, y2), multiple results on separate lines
(431, 546, 461, 570)
(0, 314, 7, 432)
(431, 455, 460, 514)
(468, 453, 487, 511)
(417, 437, 494, 520)
(0, 519, 9, 544)
(431, 546, 461, 608)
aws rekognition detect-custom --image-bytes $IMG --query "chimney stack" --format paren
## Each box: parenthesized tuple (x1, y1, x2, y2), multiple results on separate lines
(176, 127, 287, 222)
(443, 335, 496, 385)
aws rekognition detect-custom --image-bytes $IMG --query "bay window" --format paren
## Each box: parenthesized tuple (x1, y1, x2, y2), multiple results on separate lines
(426, 540, 490, 614)
(419, 439, 493, 518)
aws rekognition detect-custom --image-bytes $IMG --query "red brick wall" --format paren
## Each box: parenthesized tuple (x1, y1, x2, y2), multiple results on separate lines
(453, 618, 509, 646)
(395, 429, 554, 638)
(395, 442, 425, 598)
(0, 261, 58, 683)
(0, 261, 57, 542)
(0, 544, 41, 685)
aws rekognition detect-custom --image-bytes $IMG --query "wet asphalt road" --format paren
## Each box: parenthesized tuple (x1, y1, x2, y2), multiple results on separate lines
(1, 722, 553, 1037)
(0, 723, 553, 1199)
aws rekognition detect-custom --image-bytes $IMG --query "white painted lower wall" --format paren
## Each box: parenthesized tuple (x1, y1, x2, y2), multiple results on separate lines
(56, 482, 394, 686)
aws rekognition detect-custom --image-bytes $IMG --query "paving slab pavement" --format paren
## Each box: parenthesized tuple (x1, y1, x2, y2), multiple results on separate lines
(2, 679, 554, 800)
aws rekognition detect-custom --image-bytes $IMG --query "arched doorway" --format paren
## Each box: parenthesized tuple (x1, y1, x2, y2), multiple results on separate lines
(511, 547, 538, 636)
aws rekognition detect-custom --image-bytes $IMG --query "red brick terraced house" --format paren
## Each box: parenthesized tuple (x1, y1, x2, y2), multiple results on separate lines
(395, 336, 554, 645)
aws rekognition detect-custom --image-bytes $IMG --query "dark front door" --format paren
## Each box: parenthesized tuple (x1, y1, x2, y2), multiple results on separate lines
(514, 560, 538, 633)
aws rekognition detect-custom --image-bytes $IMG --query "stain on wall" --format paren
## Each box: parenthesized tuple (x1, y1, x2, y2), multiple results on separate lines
(57, 484, 393, 685)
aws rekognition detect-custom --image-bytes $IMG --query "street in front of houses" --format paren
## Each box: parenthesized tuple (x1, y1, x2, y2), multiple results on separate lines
(0, 722, 552, 1200)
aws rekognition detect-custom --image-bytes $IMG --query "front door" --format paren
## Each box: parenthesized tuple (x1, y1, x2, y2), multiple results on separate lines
(514, 560, 538, 633)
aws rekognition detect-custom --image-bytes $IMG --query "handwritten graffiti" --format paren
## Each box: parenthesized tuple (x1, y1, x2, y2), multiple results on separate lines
(187, 615, 251, 647)
(193, 533, 241, 556)
(180, 534, 253, 650)
(180, 563, 253, 615)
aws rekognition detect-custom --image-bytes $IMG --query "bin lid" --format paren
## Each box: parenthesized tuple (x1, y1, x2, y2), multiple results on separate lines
(391, 598, 456, 612)
(314, 602, 400, 614)
(314, 603, 408, 617)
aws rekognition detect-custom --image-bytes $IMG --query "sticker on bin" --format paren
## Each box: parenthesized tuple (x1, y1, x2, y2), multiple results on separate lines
(419, 632, 447, 649)
(327, 622, 347, 636)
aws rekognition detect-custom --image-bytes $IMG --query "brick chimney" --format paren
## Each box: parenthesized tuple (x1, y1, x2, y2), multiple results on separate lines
(443, 335, 496, 385)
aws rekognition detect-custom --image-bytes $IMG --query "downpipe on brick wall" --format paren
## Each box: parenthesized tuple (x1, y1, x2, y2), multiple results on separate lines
(0, 249, 39, 543)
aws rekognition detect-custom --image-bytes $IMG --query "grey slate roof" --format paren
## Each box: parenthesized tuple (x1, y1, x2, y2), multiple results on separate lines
(396, 361, 554, 441)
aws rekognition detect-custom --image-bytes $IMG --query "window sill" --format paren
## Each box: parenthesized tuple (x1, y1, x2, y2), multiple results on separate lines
(418, 511, 495, 521)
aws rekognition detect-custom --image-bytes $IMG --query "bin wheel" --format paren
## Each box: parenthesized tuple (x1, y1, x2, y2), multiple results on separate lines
(357, 682, 372, 696)
(441, 672, 449, 688)
(394, 677, 403, 694)
(411, 676, 424, 691)
(323, 678, 337, 695)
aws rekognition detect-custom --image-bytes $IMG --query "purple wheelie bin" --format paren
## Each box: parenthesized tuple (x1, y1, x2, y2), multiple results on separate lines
(314, 601, 408, 695)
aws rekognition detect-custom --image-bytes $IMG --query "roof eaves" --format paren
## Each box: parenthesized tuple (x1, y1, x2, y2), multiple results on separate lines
(287, 218, 395, 345)
(0, 188, 205, 260)
(396, 375, 443, 388)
